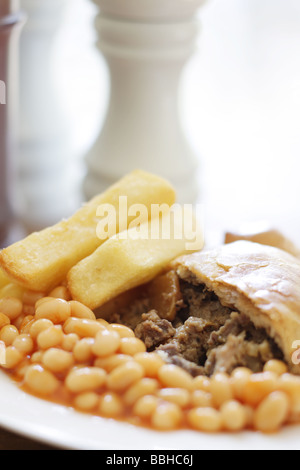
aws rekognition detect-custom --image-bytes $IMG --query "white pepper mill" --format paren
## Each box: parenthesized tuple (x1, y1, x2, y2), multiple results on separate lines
(84, 0, 206, 204)
(17, 0, 78, 232)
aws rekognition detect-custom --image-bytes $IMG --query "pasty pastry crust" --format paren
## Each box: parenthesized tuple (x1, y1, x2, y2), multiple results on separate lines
(172, 241, 300, 374)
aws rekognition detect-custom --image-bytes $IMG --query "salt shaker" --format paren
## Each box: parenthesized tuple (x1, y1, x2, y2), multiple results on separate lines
(84, 0, 206, 204)
(0, 0, 24, 246)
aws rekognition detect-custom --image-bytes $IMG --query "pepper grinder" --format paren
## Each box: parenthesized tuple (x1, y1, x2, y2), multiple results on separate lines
(84, 0, 206, 204)
(0, 0, 24, 246)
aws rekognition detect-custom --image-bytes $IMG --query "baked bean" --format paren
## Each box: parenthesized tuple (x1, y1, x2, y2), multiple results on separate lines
(65, 367, 107, 393)
(12, 314, 25, 330)
(13, 334, 34, 355)
(188, 407, 223, 432)
(230, 367, 252, 400)
(119, 337, 146, 356)
(37, 325, 64, 349)
(151, 402, 183, 430)
(49, 286, 71, 301)
(24, 364, 60, 395)
(107, 361, 144, 392)
(22, 290, 45, 306)
(99, 393, 124, 417)
(29, 319, 53, 339)
(15, 361, 30, 379)
(35, 298, 71, 324)
(61, 333, 79, 352)
(73, 338, 95, 363)
(73, 392, 99, 411)
(134, 352, 164, 378)
(0, 324, 18, 346)
(193, 375, 211, 392)
(133, 395, 159, 419)
(0, 313, 10, 329)
(0, 298, 23, 321)
(97, 319, 110, 327)
(35, 297, 54, 308)
(0, 284, 24, 300)
(69, 301, 96, 320)
(157, 388, 190, 408)
(42, 348, 74, 373)
(264, 360, 288, 376)
(30, 351, 44, 363)
(2, 346, 23, 369)
(278, 373, 300, 414)
(158, 364, 194, 391)
(63, 317, 104, 338)
(191, 390, 213, 408)
(253, 392, 290, 433)
(19, 316, 35, 335)
(92, 329, 120, 357)
(68, 364, 86, 372)
(124, 378, 159, 406)
(242, 372, 278, 407)
(220, 400, 248, 432)
(109, 324, 135, 338)
(94, 354, 133, 372)
(210, 373, 233, 408)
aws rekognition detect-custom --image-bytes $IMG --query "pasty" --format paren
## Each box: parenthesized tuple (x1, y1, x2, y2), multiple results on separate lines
(101, 241, 300, 377)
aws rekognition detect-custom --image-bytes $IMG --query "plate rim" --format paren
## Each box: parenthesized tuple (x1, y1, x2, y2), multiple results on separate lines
(0, 370, 300, 450)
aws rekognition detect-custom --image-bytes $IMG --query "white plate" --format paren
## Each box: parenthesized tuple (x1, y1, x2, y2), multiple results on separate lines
(0, 371, 300, 450)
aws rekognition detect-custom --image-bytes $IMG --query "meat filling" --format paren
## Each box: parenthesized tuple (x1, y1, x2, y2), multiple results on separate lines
(102, 271, 285, 377)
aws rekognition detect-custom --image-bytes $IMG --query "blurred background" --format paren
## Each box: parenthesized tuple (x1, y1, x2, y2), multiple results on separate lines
(2, 0, 300, 246)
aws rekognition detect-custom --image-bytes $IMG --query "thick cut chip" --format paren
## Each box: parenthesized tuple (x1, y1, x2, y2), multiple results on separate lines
(0, 269, 9, 290)
(0, 170, 176, 292)
(68, 206, 204, 310)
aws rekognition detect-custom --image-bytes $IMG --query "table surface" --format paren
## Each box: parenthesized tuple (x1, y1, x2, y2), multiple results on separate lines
(0, 428, 56, 450)
(1, 0, 300, 449)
